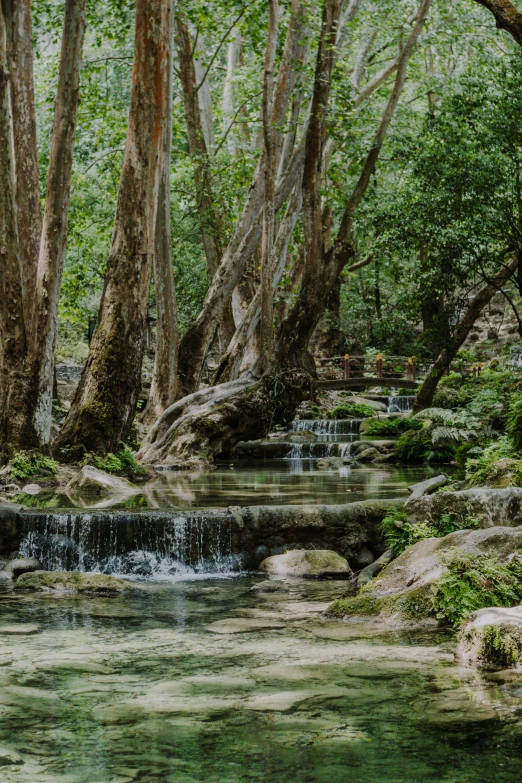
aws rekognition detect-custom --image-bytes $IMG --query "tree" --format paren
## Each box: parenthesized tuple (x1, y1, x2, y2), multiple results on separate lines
(54, 0, 171, 458)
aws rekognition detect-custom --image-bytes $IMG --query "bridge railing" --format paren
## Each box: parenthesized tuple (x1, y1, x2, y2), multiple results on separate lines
(314, 354, 484, 383)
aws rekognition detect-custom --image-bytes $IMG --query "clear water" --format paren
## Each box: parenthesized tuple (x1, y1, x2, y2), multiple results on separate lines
(0, 577, 521, 783)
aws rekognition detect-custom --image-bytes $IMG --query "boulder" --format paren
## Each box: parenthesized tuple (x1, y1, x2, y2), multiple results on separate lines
(287, 432, 318, 442)
(328, 526, 522, 623)
(14, 570, 131, 594)
(456, 607, 522, 669)
(259, 549, 352, 578)
(406, 474, 448, 503)
(355, 448, 382, 462)
(352, 440, 395, 455)
(21, 484, 42, 495)
(66, 466, 140, 497)
(349, 396, 387, 412)
(407, 488, 522, 528)
(1, 556, 42, 581)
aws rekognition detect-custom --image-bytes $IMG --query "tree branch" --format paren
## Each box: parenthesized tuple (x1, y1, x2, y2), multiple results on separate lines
(473, 0, 522, 46)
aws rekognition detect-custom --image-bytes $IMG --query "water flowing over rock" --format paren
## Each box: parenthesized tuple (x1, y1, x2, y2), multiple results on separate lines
(387, 395, 415, 414)
(3, 500, 400, 578)
(291, 419, 361, 435)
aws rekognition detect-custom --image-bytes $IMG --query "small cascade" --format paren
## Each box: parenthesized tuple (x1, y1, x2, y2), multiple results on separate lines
(387, 395, 415, 414)
(291, 419, 360, 434)
(18, 510, 236, 578)
(287, 442, 353, 460)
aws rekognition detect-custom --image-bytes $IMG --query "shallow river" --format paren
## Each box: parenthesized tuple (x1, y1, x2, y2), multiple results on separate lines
(0, 576, 521, 783)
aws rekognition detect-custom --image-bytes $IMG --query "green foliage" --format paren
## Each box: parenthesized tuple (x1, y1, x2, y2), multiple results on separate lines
(9, 451, 58, 481)
(480, 625, 522, 668)
(381, 508, 477, 557)
(80, 446, 147, 479)
(506, 392, 522, 452)
(327, 403, 376, 419)
(363, 417, 422, 436)
(395, 428, 455, 463)
(465, 437, 522, 487)
(432, 550, 522, 627)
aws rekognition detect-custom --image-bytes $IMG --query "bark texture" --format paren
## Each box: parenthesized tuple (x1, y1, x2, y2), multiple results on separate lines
(413, 255, 520, 413)
(0, 3, 36, 455)
(30, 0, 87, 445)
(55, 0, 170, 459)
(473, 0, 522, 45)
(2, 0, 41, 329)
(142, 0, 178, 425)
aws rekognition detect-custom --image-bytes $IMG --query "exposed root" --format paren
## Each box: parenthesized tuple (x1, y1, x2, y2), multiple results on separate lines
(137, 370, 313, 469)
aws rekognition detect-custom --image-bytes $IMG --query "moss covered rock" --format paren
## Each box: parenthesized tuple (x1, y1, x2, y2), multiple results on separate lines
(456, 607, 522, 669)
(259, 549, 352, 577)
(15, 570, 131, 594)
(66, 466, 141, 497)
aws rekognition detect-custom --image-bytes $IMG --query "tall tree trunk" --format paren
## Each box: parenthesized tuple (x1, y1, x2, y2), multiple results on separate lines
(0, 2, 37, 456)
(142, 0, 178, 425)
(29, 0, 87, 446)
(413, 255, 520, 413)
(222, 27, 241, 155)
(174, 8, 223, 280)
(259, 0, 279, 372)
(2, 0, 41, 329)
(54, 0, 170, 459)
(175, 2, 309, 399)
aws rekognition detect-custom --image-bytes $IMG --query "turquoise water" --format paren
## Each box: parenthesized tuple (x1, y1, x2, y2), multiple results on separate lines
(0, 577, 521, 783)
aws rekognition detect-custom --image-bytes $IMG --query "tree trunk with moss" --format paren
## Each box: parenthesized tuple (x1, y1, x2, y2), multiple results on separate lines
(54, 0, 170, 459)
(413, 255, 520, 413)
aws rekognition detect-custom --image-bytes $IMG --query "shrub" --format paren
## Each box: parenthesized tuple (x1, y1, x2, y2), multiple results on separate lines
(363, 417, 422, 436)
(80, 446, 147, 479)
(327, 403, 376, 419)
(395, 428, 455, 463)
(381, 509, 477, 557)
(432, 550, 522, 627)
(506, 392, 522, 452)
(465, 437, 522, 487)
(432, 388, 469, 410)
(9, 451, 58, 481)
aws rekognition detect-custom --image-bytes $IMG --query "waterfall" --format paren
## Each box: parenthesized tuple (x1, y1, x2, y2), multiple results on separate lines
(291, 419, 360, 434)
(17, 510, 236, 578)
(286, 442, 353, 459)
(387, 396, 414, 414)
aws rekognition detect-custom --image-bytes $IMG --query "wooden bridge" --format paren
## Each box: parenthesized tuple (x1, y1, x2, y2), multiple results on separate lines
(315, 354, 483, 391)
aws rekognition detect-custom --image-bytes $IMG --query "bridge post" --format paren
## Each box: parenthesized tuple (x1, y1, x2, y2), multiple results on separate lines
(478, 362, 482, 376)
(376, 353, 383, 379)
(411, 356, 416, 381)
(344, 354, 350, 379)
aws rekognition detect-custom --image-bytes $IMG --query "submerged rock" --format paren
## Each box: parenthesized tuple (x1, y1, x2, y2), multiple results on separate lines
(14, 570, 131, 594)
(259, 550, 352, 578)
(354, 447, 381, 462)
(66, 466, 141, 497)
(328, 526, 522, 624)
(457, 607, 522, 670)
(249, 580, 290, 594)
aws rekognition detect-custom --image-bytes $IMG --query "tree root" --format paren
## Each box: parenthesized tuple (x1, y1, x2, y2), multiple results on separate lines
(137, 369, 313, 469)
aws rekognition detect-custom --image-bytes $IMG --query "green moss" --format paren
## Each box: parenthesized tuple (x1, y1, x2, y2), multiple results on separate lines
(479, 625, 522, 668)
(80, 446, 147, 480)
(395, 428, 454, 463)
(327, 403, 376, 419)
(465, 437, 522, 487)
(432, 550, 522, 627)
(9, 451, 58, 481)
(381, 508, 477, 557)
(15, 570, 129, 594)
(507, 392, 522, 453)
(327, 593, 382, 617)
(363, 417, 422, 436)
(327, 584, 433, 621)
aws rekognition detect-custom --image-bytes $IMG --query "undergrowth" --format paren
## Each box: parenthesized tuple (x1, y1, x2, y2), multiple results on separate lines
(327, 403, 376, 419)
(381, 509, 478, 557)
(9, 451, 58, 481)
(432, 550, 522, 626)
(394, 428, 455, 463)
(80, 446, 148, 479)
(363, 417, 422, 436)
(465, 437, 522, 487)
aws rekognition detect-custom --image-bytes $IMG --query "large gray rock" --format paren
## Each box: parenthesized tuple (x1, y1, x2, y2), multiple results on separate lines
(1, 556, 42, 581)
(328, 526, 522, 623)
(349, 396, 387, 412)
(355, 447, 382, 462)
(456, 607, 522, 670)
(66, 466, 140, 497)
(259, 549, 352, 578)
(407, 488, 522, 528)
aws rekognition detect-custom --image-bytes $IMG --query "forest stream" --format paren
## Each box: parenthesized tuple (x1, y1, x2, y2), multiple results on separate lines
(1, 411, 521, 782)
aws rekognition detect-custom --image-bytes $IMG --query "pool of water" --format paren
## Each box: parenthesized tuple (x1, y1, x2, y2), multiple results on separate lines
(0, 577, 521, 783)
(26, 463, 453, 510)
